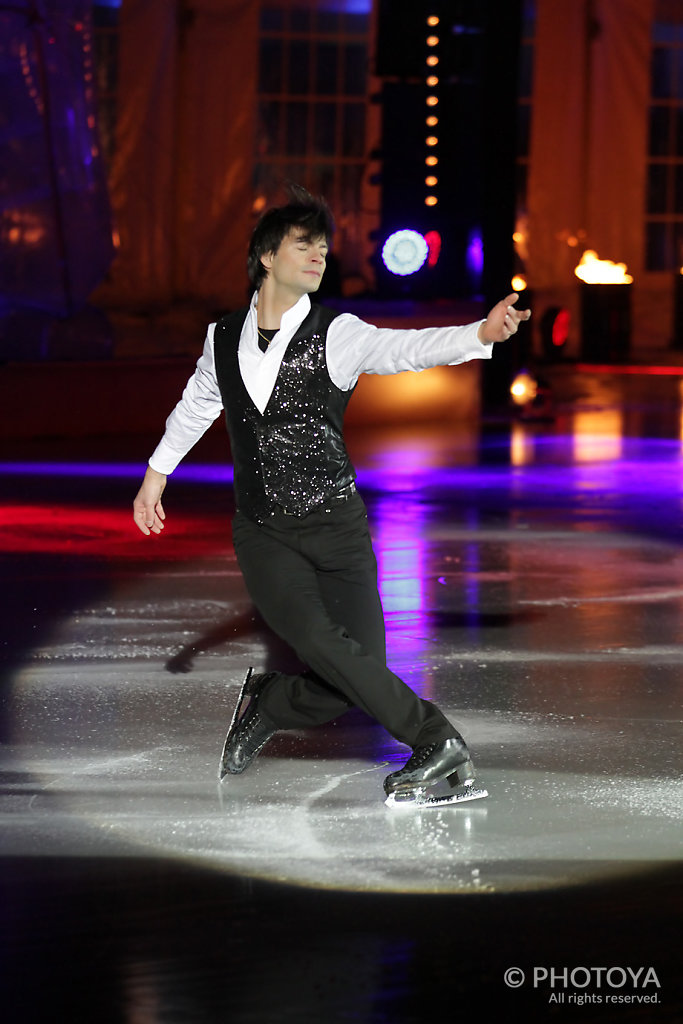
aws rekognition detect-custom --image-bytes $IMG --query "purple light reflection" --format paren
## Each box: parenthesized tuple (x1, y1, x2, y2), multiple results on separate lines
(462, 512, 482, 633)
(1, 450, 681, 502)
(358, 460, 683, 500)
(1, 456, 681, 503)
(0, 462, 233, 483)
(372, 494, 432, 699)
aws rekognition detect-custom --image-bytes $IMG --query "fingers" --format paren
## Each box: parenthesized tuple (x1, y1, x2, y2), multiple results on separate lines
(481, 293, 532, 343)
(149, 516, 164, 535)
(133, 505, 154, 535)
(133, 499, 165, 536)
(133, 511, 151, 536)
(503, 308, 517, 337)
(503, 294, 532, 321)
(502, 298, 531, 337)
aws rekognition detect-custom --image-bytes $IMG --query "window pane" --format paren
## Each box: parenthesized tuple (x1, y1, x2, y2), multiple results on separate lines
(315, 43, 338, 94)
(259, 39, 283, 94)
(647, 163, 669, 213)
(311, 162, 335, 199)
(342, 103, 365, 157)
(343, 13, 370, 36)
(646, 221, 670, 270)
(649, 105, 671, 155)
(285, 103, 308, 155)
(676, 49, 683, 99)
(340, 163, 363, 208)
(260, 7, 284, 31)
(284, 162, 308, 187)
(93, 5, 118, 28)
(652, 47, 673, 98)
(315, 11, 339, 34)
(258, 101, 282, 155)
(343, 44, 367, 96)
(290, 8, 311, 32)
(314, 103, 337, 155)
(288, 40, 310, 95)
(652, 21, 678, 45)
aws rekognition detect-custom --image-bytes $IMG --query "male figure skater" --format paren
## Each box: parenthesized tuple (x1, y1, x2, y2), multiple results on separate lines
(133, 187, 530, 805)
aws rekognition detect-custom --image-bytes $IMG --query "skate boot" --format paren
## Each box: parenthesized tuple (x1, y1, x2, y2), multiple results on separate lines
(218, 668, 278, 780)
(383, 734, 488, 809)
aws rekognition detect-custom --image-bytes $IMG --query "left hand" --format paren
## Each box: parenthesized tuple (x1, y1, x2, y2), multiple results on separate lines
(133, 465, 167, 536)
(478, 293, 531, 344)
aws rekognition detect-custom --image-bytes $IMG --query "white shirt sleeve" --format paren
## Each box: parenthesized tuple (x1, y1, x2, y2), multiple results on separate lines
(325, 312, 492, 391)
(148, 323, 224, 474)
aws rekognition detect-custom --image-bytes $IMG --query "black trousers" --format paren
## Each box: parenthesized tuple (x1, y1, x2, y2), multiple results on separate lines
(231, 492, 456, 748)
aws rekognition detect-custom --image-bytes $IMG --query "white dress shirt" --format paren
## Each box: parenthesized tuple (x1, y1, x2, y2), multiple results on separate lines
(149, 292, 490, 474)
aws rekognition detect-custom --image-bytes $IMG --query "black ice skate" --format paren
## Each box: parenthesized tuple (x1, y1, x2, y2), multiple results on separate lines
(218, 667, 278, 780)
(383, 736, 488, 809)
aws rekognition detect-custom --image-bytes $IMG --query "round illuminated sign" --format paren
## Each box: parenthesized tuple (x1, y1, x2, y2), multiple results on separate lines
(381, 229, 429, 276)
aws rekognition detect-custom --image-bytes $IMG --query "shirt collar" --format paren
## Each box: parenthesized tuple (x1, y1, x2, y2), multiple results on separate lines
(250, 291, 311, 333)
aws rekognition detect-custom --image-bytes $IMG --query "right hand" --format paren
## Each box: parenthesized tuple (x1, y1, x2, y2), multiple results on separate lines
(133, 466, 167, 535)
(478, 293, 531, 344)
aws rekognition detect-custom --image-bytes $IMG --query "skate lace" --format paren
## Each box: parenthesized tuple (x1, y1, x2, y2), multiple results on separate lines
(405, 743, 437, 770)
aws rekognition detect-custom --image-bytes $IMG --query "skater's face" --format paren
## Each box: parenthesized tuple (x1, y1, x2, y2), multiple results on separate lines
(260, 229, 328, 300)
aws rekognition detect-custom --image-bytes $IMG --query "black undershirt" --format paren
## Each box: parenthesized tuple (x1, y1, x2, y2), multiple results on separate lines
(257, 326, 278, 353)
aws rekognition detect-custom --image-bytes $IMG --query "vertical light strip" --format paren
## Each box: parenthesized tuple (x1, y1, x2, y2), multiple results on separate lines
(425, 14, 440, 208)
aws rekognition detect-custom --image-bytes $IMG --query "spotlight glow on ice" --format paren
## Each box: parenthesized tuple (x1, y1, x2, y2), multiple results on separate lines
(382, 230, 429, 276)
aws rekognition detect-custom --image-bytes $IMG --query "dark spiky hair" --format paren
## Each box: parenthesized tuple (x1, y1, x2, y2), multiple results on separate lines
(247, 184, 334, 289)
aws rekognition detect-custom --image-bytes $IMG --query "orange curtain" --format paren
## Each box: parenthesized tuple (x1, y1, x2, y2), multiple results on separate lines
(102, 0, 258, 310)
(526, 1, 592, 291)
(527, 0, 654, 291)
(586, 0, 654, 274)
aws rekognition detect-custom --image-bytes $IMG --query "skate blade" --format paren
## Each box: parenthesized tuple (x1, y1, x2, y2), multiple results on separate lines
(385, 785, 489, 810)
(217, 667, 253, 781)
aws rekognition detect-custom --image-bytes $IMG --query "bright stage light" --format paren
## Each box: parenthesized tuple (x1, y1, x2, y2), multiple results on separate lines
(510, 371, 538, 406)
(381, 230, 429, 276)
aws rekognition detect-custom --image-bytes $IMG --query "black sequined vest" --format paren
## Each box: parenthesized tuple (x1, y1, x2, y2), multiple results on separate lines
(213, 304, 357, 522)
